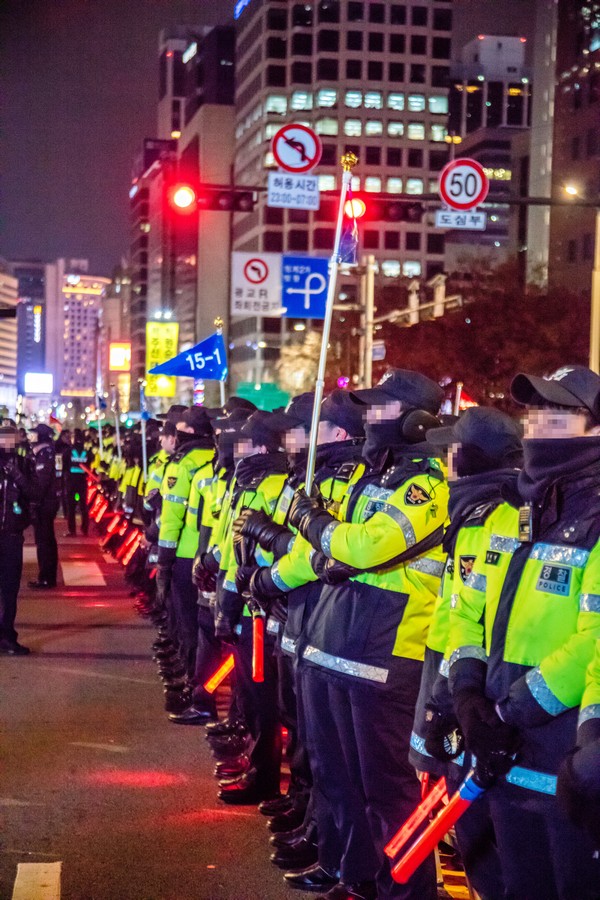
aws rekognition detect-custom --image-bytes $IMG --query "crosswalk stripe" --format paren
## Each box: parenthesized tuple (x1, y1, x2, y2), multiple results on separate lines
(60, 561, 106, 586)
(11, 862, 62, 900)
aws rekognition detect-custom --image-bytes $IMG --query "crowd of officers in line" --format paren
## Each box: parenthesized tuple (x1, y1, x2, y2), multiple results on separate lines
(4, 364, 599, 900)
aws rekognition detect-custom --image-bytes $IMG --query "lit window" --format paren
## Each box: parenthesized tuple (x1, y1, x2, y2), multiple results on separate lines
(264, 151, 277, 168)
(388, 121, 404, 137)
(403, 261, 422, 277)
(365, 120, 383, 136)
(265, 123, 280, 139)
(318, 175, 337, 190)
(430, 124, 448, 142)
(317, 88, 337, 108)
(429, 95, 449, 114)
(382, 260, 401, 277)
(407, 94, 426, 112)
(364, 91, 383, 109)
(345, 90, 363, 108)
(365, 176, 382, 192)
(351, 175, 361, 191)
(315, 117, 339, 135)
(429, 178, 439, 192)
(140, 222, 150, 233)
(407, 122, 425, 140)
(406, 178, 424, 194)
(344, 119, 362, 136)
(291, 90, 313, 110)
(386, 177, 403, 193)
(265, 95, 287, 114)
(388, 92, 405, 111)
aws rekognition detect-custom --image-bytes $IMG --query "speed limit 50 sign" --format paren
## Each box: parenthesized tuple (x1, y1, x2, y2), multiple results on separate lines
(438, 158, 489, 211)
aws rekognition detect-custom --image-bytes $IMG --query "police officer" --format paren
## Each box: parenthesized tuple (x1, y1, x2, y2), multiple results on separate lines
(450, 365, 600, 899)
(28, 423, 59, 590)
(288, 369, 447, 900)
(411, 407, 523, 900)
(0, 425, 32, 655)
(64, 428, 92, 536)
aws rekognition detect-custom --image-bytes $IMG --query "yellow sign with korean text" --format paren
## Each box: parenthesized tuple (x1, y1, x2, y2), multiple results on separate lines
(145, 322, 179, 397)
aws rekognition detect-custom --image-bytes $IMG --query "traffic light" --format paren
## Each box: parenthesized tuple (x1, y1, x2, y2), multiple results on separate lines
(348, 194, 424, 223)
(166, 182, 257, 214)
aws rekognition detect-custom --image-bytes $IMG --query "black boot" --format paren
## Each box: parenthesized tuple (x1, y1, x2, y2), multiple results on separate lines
(283, 864, 339, 892)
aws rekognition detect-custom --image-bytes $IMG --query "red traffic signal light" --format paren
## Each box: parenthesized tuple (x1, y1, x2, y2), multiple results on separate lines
(344, 198, 367, 219)
(341, 194, 424, 223)
(167, 183, 197, 214)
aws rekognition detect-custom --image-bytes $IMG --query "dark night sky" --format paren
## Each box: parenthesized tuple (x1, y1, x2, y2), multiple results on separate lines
(0, 0, 534, 276)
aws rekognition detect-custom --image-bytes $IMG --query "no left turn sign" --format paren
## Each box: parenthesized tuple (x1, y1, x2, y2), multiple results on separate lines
(438, 158, 489, 211)
(243, 258, 269, 284)
(272, 124, 323, 173)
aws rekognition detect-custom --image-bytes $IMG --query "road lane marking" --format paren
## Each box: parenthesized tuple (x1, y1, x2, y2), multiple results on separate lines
(70, 741, 129, 753)
(61, 561, 106, 586)
(23, 546, 38, 563)
(36, 664, 155, 685)
(101, 553, 118, 565)
(11, 862, 61, 899)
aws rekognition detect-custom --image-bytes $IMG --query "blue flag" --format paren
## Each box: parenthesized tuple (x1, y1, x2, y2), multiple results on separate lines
(338, 189, 359, 265)
(149, 332, 227, 381)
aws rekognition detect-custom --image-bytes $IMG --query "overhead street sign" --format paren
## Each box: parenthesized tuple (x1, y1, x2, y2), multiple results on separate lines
(438, 158, 489, 211)
(231, 252, 282, 316)
(267, 172, 320, 210)
(435, 209, 487, 231)
(282, 255, 329, 319)
(271, 124, 322, 173)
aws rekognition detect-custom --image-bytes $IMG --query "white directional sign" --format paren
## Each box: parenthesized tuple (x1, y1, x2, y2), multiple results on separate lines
(231, 252, 282, 316)
(271, 124, 323, 173)
(267, 172, 320, 210)
(438, 158, 489, 211)
(435, 209, 487, 231)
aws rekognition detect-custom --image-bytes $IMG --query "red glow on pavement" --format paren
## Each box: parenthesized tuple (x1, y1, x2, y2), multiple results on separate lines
(85, 769, 188, 788)
(162, 808, 255, 825)
(78, 601, 113, 608)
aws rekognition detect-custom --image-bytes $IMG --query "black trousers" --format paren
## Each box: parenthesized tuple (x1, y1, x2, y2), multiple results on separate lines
(302, 663, 437, 900)
(232, 615, 281, 793)
(0, 532, 24, 642)
(277, 650, 312, 799)
(66, 474, 88, 535)
(191, 603, 221, 713)
(487, 780, 600, 900)
(170, 557, 199, 679)
(33, 510, 58, 586)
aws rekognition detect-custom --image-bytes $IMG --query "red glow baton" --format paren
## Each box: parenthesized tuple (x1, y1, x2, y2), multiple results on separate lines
(384, 777, 448, 859)
(391, 769, 486, 883)
(204, 654, 235, 693)
(252, 613, 265, 682)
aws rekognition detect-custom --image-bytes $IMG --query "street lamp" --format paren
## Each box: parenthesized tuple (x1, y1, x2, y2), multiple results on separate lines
(563, 184, 600, 373)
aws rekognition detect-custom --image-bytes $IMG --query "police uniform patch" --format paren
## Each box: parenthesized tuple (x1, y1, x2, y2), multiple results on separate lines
(486, 550, 501, 566)
(459, 555, 476, 582)
(536, 564, 571, 596)
(167, 476, 177, 489)
(404, 483, 431, 505)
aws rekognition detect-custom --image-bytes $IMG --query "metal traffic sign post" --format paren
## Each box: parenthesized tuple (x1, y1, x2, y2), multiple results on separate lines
(436, 157, 490, 231)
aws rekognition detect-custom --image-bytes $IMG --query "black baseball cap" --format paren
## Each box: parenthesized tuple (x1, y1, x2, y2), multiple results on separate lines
(354, 368, 444, 415)
(320, 389, 366, 437)
(511, 365, 600, 421)
(240, 410, 283, 451)
(29, 423, 55, 441)
(427, 406, 522, 464)
(179, 406, 213, 436)
(270, 392, 315, 432)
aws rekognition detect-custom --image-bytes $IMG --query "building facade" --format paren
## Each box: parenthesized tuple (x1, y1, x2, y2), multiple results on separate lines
(230, 0, 452, 385)
(7, 259, 46, 395)
(0, 265, 19, 413)
(549, 0, 600, 293)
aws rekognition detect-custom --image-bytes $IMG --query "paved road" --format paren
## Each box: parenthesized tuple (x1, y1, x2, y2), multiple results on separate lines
(1, 529, 292, 900)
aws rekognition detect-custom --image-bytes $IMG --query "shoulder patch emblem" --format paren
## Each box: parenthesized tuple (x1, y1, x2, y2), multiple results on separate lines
(167, 477, 177, 489)
(404, 483, 431, 506)
(459, 555, 476, 582)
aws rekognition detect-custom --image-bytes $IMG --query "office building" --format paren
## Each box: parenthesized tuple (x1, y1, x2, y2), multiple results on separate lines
(7, 259, 46, 395)
(231, 0, 452, 385)
(0, 264, 19, 412)
(548, 0, 600, 293)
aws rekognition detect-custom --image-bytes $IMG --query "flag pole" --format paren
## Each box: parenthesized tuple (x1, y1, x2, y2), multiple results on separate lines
(214, 316, 226, 407)
(305, 152, 359, 493)
(139, 379, 148, 481)
(112, 384, 122, 461)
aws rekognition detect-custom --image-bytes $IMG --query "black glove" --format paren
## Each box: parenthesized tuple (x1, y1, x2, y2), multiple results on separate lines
(454, 689, 521, 776)
(234, 509, 293, 557)
(423, 703, 464, 762)
(246, 566, 288, 616)
(556, 742, 600, 845)
(311, 550, 361, 584)
(192, 553, 217, 593)
(233, 526, 256, 567)
(214, 613, 238, 645)
(235, 565, 258, 597)
(155, 565, 172, 609)
(288, 488, 322, 530)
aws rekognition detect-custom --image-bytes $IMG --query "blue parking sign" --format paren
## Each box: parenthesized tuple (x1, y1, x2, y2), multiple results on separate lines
(281, 255, 329, 319)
